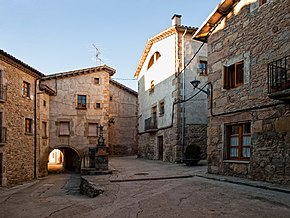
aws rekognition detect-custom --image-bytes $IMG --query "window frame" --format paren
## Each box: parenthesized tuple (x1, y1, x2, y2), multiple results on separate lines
(25, 118, 33, 134)
(95, 102, 101, 109)
(199, 61, 208, 76)
(225, 123, 251, 160)
(147, 51, 161, 70)
(224, 61, 244, 89)
(22, 81, 31, 98)
(94, 78, 100, 84)
(77, 95, 87, 109)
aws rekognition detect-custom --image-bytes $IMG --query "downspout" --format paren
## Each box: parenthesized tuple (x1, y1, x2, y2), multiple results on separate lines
(181, 28, 188, 162)
(34, 78, 38, 179)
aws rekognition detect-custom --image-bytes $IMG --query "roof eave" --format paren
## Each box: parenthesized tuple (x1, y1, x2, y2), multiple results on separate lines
(193, 0, 241, 40)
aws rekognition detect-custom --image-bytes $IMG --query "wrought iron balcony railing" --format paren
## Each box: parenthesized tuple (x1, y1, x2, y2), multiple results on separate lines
(144, 117, 157, 131)
(0, 127, 7, 143)
(0, 84, 7, 101)
(268, 56, 290, 95)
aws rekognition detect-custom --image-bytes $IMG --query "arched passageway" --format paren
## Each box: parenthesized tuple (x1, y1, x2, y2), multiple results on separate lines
(48, 147, 81, 173)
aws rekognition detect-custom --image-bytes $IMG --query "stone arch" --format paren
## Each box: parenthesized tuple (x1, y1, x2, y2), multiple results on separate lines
(48, 145, 81, 173)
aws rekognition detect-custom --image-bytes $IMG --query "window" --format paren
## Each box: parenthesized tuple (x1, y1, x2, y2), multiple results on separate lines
(259, 0, 267, 6)
(226, 123, 251, 160)
(59, 122, 70, 136)
(94, 78, 100, 84)
(43, 100, 46, 107)
(77, 95, 87, 108)
(95, 103, 101, 109)
(25, 118, 33, 134)
(42, 122, 47, 138)
(22, 81, 30, 98)
(224, 61, 244, 89)
(88, 123, 98, 137)
(0, 70, 6, 101)
(159, 101, 165, 116)
(0, 112, 6, 143)
(110, 96, 113, 101)
(152, 106, 157, 128)
(199, 61, 207, 75)
(150, 80, 154, 93)
(147, 52, 161, 70)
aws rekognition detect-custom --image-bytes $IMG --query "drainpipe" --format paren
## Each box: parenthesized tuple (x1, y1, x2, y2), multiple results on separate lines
(181, 28, 188, 162)
(34, 79, 38, 179)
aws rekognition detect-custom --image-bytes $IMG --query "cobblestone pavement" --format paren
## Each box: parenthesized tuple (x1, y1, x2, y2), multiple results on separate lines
(1, 156, 290, 218)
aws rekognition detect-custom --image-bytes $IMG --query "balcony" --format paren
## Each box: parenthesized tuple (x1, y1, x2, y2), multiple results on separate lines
(0, 127, 7, 144)
(268, 56, 290, 100)
(0, 84, 7, 102)
(144, 117, 158, 132)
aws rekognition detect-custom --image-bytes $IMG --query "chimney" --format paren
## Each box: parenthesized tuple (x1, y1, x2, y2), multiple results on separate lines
(172, 14, 182, 26)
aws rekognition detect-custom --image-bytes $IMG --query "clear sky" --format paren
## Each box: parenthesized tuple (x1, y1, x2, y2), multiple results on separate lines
(0, 0, 221, 90)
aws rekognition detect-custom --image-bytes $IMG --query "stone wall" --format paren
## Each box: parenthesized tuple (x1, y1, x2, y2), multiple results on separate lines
(207, 0, 290, 183)
(41, 68, 111, 165)
(0, 58, 40, 186)
(109, 80, 138, 155)
(36, 91, 51, 177)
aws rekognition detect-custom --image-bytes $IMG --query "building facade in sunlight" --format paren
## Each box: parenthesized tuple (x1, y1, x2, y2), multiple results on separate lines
(135, 15, 208, 162)
(0, 50, 48, 186)
(194, 0, 290, 183)
(0, 50, 138, 187)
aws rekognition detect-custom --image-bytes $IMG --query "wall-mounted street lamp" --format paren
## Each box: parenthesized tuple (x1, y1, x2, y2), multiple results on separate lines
(190, 79, 210, 96)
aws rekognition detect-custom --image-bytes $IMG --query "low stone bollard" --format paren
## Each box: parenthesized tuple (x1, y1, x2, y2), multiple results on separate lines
(79, 176, 104, 198)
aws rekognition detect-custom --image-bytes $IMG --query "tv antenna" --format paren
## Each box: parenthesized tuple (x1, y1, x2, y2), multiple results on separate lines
(92, 44, 104, 66)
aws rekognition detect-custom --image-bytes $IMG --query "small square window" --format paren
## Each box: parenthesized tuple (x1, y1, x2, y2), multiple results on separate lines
(94, 78, 100, 84)
(59, 122, 70, 136)
(88, 123, 98, 137)
(96, 103, 101, 109)
(22, 81, 30, 98)
(25, 118, 33, 134)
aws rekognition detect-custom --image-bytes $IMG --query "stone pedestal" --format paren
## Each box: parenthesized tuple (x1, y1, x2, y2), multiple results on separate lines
(95, 146, 109, 171)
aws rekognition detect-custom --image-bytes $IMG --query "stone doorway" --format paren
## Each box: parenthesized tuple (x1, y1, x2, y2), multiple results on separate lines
(158, 136, 163, 160)
(48, 147, 81, 173)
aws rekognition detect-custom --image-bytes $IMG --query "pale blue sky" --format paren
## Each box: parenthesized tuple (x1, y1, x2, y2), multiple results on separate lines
(0, 0, 220, 90)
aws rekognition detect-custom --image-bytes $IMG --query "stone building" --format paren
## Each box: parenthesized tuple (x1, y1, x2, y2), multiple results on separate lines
(0, 49, 138, 187)
(40, 66, 138, 172)
(109, 80, 138, 155)
(0, 49, 45, 186)
(194, 0, 290, 183)
(135, 15, 208, 162)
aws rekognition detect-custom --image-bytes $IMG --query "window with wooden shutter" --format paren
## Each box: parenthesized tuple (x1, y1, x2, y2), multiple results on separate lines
(224, 61, 244, 89)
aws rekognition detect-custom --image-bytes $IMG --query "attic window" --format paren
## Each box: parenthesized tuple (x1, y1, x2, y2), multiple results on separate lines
(147, 52, 161, 70)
